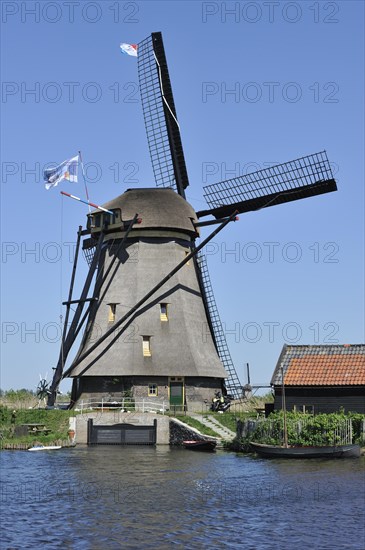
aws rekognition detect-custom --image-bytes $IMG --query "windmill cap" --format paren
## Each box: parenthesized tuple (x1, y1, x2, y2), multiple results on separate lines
(92, 188, 199, 236)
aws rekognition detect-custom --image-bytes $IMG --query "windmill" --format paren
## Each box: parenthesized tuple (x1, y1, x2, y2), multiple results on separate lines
(36, 374, 51, 408)
(47, 33, 337, 410)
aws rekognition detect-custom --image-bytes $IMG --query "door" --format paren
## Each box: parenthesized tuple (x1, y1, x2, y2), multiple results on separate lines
(169, 378, 184, 410)
(87, 419, 157, 445)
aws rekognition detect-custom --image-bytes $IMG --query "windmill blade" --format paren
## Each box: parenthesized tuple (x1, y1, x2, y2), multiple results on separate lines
(82, 237, 97, 267)
(195, 252, 243, 400)
(36, 377, 51, 399)
(197, 151, 337, 219)
(137, 32, 189, 197)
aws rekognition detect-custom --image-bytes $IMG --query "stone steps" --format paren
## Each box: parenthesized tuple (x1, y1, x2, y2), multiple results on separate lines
(190, 414, 236, 441)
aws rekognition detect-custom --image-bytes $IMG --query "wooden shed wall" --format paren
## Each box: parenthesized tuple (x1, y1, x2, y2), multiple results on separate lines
(274, 386, 365, 414)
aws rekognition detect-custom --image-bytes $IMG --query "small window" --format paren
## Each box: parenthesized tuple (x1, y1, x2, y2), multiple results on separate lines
(111, 209, 120, 221)
(94, 214, 101, 228)
(108, 304, 117, 323)
(142, 336, 151, 357)
(160, 303, 168, 321)
(185, 251, 190, 266)
(148, 384, 158, 397)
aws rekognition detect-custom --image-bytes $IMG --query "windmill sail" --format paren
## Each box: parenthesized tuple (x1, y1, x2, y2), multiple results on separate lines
(198, 151, 336, 218)
(137, 32, 189, 197)
(82, 237, 97, 267)
(195, 253, 242, 400)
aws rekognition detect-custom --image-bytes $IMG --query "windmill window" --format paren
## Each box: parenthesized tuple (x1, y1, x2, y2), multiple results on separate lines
(185, 251, 190, 266)
(148, 384, 158, 397)
(108, 304, 117, 323)
(160, 303, 168, 321)
(142, 336, 152, 357)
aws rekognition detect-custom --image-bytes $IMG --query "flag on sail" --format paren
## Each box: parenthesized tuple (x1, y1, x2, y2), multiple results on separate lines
(120, 43, 138, 57)
(44, 155, 79, 190)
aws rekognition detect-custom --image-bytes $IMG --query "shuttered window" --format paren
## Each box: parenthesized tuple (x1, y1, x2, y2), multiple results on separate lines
(108, 304, 117, 323)
(142, 336, 151, 357)
(160, 303, 168, 321)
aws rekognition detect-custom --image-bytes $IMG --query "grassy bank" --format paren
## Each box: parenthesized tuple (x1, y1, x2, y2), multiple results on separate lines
(0, 406, 74, 448)
(176, 415, 219, 438)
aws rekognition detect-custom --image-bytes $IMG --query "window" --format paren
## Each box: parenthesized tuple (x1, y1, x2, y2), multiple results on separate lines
(108, 304, 117, 323)
(148, 384, 158, 397)
(142, 336, 151, 357)
(294, 405, 314, 414)
(160, 303, 168, 321)
(185, 251, 190, 266)
(111, 209, 120, 221)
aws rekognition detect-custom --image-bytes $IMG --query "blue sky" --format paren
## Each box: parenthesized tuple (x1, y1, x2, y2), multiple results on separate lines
(1, 1, 364, 393)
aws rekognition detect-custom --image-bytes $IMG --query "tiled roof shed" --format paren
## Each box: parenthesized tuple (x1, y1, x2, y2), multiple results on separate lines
(271, 344, 365, 414)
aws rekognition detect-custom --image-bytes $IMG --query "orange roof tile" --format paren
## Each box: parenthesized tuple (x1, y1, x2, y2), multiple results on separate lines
(271, 344, 365, 386)
(284, 355, 365, 385)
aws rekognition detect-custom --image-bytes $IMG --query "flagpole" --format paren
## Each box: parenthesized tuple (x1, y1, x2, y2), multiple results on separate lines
(60, 191, 114, 215)
(78, 150, 91, 213)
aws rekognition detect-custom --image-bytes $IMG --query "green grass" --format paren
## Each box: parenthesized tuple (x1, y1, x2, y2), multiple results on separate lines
(0, 406, 74, 447)
(203, 411, 255, 433)
(177, 416, 220, 438)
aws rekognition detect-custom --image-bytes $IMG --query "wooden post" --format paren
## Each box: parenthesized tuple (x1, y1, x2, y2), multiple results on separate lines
(281, 365, 288, 448)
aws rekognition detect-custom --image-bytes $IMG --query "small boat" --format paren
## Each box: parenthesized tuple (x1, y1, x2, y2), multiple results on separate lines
(28, 445, 62, 452)
(183, 440, 217, 452)
(250, 442, 361, 459)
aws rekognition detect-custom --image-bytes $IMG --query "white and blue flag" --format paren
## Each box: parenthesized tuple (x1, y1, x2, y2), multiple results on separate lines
(44, 155, 79, 190)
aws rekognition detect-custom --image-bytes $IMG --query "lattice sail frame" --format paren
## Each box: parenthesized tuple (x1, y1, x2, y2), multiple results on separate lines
(199, 151, 336, 218)
(196, 253, 243, 400)
(137, 33, 189, 197)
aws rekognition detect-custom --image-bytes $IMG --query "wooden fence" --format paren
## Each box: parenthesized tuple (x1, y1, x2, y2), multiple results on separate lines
(237, 417, 357, 445)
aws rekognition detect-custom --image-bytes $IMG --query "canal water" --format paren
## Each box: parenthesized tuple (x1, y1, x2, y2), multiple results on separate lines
(1, 447, 364, 549)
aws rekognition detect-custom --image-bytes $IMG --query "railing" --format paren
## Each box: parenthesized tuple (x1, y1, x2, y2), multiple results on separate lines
(72, 398, 169, 414)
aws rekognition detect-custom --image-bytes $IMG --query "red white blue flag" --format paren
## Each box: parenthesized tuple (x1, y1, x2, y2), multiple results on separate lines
(120, 43, 138, 57)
